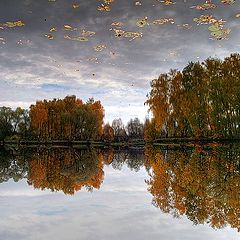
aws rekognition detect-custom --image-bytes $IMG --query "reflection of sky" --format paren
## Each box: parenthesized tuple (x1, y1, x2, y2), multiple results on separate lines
(0, 0, 240, 122)
(0, 165, 239, 240)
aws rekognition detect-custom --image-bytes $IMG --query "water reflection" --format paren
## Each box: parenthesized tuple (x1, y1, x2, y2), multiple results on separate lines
(0, 144, 239, 232)
(0, 147, 29, 183)
(0, 147, 105, 194)
(27, 148, 105, 194)
(145, 145, 240, 232)
(109, 148, 145, 171)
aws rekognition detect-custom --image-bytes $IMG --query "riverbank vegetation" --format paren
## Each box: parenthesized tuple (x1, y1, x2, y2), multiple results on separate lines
(0, 96, 144, 144)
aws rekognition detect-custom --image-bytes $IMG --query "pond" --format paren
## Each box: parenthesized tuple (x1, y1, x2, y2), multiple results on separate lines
(0, 144, 239, 239)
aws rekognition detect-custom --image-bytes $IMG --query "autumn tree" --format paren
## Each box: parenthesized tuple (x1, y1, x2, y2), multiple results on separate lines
(145, 53, 240, 140)
(102, 123, 114, 141)
(29, 95, 104, 141)
(145, 73, 170, 134)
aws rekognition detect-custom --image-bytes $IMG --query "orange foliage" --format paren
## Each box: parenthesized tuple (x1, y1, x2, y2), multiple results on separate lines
(145, 145, 240, 231)
(29, 96, 104, 140)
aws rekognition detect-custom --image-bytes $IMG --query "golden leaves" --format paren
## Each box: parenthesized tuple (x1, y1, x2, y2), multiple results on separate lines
(111, 28, 143, 41)
(159, 0, 176, 5)
(93, 44, 106, 51)
(45, 27, 57, 40)
(152, 18, 175, 25)
(81, 30, 96, 37)
(221, 0, 235, 4)
(103, 0, 114, 4)
(64, 24, 73, 30)
(123, 31, 143, 39)
(64, 35, 89, 42)
(191, 1, 216, 10)
(1, 0, 234, 50)
(44, 34, 54, 40)
(136, 17, 148, 27)
(97, 0, 115, 11)
(193, 15, 225, 25)
(49, 27, 57, 32)
(97, 4, 111, 12)
(43, 20, 97, 42)
(62, 26, 96, 42)
(0, 20, 25, 29)
(111, 21, 124, 28)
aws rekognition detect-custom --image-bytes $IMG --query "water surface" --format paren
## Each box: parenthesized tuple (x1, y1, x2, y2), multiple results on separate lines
(0, 145, 239, 240)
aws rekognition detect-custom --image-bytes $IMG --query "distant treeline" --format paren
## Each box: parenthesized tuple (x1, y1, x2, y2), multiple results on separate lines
(0, 95, 144, 142)
(145, 53, 240, 140)
(1, 53, 240, 142)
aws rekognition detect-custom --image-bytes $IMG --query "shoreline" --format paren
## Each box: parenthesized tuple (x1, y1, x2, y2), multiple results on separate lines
(1, 137, 240, 148)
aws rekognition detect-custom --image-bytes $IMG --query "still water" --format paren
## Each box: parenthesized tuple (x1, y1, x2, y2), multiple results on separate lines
(0, 145, 239, 240)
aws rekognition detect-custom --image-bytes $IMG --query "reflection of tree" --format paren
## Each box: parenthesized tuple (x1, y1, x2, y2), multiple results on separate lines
(125, 149, 145, 172)
(145, 145, 240, 231)
(111, 151, 127, 170)
(27, 148, 104, 195)
(111, 149, 144, 172)
(0, 147, 29, 183)
(101, 148, 114, 165)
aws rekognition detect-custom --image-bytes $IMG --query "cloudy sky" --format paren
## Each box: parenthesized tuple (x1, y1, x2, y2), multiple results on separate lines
(0, 0, 239, 123)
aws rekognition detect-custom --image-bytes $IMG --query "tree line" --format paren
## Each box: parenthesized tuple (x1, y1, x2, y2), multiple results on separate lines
(145, 53, 240, 140)
(0, 95, 145, 142)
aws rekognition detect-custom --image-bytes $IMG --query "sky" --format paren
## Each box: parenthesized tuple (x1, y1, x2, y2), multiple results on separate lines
(0, 0, 240, 123)
(0, 165, 239, 240)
